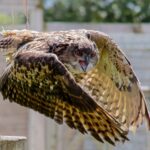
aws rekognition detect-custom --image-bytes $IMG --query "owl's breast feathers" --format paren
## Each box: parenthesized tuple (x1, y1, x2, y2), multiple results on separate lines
(0, 29, 149, 145)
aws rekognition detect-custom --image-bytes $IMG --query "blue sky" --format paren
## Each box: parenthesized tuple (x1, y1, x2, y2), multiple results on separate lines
(44, 0, 54, 8)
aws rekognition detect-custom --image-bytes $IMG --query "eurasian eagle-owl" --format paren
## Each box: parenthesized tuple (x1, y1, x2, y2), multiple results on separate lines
(0, 29, 149, 145)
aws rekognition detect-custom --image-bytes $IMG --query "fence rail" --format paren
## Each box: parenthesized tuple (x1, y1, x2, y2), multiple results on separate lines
(0, 136, 26, 150)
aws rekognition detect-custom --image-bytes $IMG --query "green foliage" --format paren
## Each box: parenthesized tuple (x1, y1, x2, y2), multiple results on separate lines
(0, 13, 26, 25)
(0, 13, 13, 24)
(44, 0, 150, 22)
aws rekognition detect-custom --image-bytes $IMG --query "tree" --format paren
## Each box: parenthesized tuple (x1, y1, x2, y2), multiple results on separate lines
(44, 0, 150, 22)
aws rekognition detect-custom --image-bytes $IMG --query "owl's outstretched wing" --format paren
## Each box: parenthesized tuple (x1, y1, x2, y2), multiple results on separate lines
(0, 47, 128, 145)
(77, 30, 150, 132)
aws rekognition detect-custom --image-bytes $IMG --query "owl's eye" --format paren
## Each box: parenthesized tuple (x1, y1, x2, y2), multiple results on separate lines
(90, 52, 96, 58)
(75, 50, 83, 57)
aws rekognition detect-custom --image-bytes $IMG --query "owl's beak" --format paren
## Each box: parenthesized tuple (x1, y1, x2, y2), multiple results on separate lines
(79, 55, 90, 72)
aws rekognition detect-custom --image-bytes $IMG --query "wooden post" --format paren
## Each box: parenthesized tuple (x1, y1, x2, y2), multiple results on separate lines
(0, 136, 26, 150)
(45, 119, 57, 150)
(27, 1, 44, 150)
(27, 111, 46, 150)
(142, 86, 150, 150)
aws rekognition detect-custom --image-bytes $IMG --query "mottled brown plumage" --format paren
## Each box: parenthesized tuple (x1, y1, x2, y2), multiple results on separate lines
(0, 29, 149, 145)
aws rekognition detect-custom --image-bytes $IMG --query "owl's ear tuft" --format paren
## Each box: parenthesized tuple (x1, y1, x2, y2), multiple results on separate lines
(86, 33, 91, 39)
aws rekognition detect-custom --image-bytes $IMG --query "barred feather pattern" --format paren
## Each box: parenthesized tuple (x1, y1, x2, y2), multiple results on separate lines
(1, 53, 128, 145)
(77, 30, 150, 132)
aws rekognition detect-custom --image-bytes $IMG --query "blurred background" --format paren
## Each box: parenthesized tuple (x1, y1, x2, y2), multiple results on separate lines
(0, 0, 150, 150)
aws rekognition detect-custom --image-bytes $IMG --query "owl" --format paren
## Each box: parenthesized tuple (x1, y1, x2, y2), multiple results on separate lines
(0, 29, 149, 145)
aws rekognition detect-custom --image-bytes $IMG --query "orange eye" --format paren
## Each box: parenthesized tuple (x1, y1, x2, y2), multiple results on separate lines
(75, 50, 83, 56)
(91, 52, 96, 57)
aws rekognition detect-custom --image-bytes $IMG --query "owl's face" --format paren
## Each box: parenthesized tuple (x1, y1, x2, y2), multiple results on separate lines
(58, 43, 99, 74)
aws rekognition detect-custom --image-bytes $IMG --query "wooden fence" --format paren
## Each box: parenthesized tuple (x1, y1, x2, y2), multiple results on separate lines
(0, 20, 150, 150)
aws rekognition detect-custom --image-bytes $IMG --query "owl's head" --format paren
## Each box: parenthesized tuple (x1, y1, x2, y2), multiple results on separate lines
(57, 40, 99, 74)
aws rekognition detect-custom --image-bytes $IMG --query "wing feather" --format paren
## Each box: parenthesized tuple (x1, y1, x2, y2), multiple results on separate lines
(0, 48, 128, 145)
(77, 30, 150, 131)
